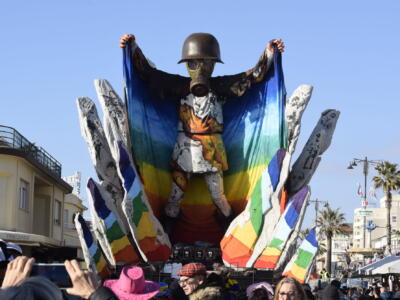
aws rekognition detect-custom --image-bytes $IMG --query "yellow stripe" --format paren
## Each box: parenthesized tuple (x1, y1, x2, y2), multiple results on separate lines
(140, 162, 267, 207)
(137, 212, 157, 239)
(231, 221, 258, 248)
(111, 235, 131, 254)
(263, 247, 281, 256)
(288, 263, 307, 281)
(96, 256, 107, 272)
(142, 163, 172, 198)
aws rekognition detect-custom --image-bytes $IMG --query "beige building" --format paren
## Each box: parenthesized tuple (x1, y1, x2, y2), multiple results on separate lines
(316, 224, 353, 277)
(0, 125, 85, 261)
(352, 194, 400, 252)
(331, 224, 353, 277)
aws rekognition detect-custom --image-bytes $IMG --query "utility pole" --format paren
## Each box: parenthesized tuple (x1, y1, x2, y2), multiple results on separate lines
(309, 198, 328, 229)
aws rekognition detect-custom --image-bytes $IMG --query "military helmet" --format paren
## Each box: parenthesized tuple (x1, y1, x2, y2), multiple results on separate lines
(178, 33, 223, 64)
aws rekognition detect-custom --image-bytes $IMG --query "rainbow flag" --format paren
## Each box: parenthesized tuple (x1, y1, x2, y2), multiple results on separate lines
(74, 213, 109, 279)
(283, 228, 318, 283)
(117, 141, 171, 261)
(253, 186, 309, 269)
(219, 50, 287, 267)
(87, 178, 141, 264)
(123, 45, 287, 247)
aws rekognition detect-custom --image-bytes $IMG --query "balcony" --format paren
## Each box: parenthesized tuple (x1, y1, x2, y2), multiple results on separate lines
(0, 125, 62, 177)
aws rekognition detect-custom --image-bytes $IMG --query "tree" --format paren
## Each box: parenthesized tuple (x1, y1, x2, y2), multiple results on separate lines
(372, 161, 400, 254)
(316, 204, 347, 275)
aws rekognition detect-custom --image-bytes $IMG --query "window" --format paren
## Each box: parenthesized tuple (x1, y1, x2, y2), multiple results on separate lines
(393, 216, 397, 223)
(64, 209, 69, 228)
(54, 200, 61, 225)
(19, 180, 29, 211)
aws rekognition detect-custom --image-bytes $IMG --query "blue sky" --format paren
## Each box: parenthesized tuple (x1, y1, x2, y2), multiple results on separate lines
(1, 1, 399, 226)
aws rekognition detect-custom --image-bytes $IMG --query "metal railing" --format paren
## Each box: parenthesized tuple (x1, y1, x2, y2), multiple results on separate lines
(0, 125, 62, 177)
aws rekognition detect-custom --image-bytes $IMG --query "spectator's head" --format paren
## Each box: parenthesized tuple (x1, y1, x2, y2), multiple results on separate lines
(274, 277, 307, 300)
(103, 265, 160, 300)
(321, 281, 340, 300)
(330, 279, 341, 289)
(247, 282, 274, 300)
(177, 263, 206, 295)
(0, 276, 63, 300)
(249, 288, 271, 300)
(169, 279, 188, 300)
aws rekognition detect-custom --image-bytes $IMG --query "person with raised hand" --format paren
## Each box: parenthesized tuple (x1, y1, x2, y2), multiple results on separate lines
(64, 259, 118, 300)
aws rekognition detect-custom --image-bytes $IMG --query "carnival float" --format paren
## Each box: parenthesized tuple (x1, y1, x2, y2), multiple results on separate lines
(74, 33, 340, 283)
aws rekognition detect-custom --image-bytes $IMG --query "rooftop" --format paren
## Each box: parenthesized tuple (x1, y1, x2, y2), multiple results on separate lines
(0, 125, 62, 177)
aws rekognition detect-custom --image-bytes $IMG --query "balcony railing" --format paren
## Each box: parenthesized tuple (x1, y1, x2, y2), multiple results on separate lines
(0, 125, 62, 177)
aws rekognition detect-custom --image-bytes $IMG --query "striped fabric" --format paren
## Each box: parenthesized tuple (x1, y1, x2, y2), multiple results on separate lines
(219, 51, 287, 267)
(87, 178, 140, 264)
(283, 228, 318, 283)
(117, 141, 171, 261)
(74, 213, 109, 279)
(253, 186, 309, 269)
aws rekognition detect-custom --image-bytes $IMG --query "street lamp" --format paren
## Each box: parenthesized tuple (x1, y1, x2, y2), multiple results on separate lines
(347, 157, 380, 249)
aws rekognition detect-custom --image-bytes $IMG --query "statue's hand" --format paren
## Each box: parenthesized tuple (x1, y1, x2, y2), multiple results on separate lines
(267, 39, 285, 53)
(120, 34, 136, 48)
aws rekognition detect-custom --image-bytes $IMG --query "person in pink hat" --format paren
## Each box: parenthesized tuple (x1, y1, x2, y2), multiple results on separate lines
(103, 265, 160, 300)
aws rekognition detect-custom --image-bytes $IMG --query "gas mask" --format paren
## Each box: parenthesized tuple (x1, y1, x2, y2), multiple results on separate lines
(186, 59, 215, 97)
(178, 33, 223, 97)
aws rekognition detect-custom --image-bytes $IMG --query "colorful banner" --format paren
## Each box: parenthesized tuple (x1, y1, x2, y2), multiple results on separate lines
(87, 178, 141, 264)
(283, 228, 318, 283)
(74, 213, 109, 279)
(123, 45, 287, 246)
(253, 186, 309, 269)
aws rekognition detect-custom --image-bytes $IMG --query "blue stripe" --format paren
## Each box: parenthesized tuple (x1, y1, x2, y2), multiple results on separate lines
(88, 178, 111, 220)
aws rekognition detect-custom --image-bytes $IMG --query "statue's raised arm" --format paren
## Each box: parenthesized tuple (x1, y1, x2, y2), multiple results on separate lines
(120, 34, 190, 100)
(211, 39, 285, 99)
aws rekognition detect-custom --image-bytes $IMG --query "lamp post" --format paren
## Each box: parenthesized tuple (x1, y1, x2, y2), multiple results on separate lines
(347, 157, 380, 249)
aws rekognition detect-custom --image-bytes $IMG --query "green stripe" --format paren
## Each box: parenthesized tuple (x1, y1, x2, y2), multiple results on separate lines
(294, 249, 313, 269)
(93, 248, 101, 263)
(132, 191, 148, 225)
(106, 221, 125, 242)
(269, 238, 284, 249)
(131, 129, 174, 171)
(250, 179, 263, 234)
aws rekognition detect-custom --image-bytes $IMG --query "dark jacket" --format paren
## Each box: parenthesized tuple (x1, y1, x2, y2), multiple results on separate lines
(321, 284, 340, 300)
(89, 286, 118, 300)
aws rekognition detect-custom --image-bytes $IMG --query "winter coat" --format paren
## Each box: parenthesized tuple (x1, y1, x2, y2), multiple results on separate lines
(189, 285, 223, 300)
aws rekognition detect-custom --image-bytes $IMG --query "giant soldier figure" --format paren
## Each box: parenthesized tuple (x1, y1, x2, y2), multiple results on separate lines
(120, 33, 284, 220)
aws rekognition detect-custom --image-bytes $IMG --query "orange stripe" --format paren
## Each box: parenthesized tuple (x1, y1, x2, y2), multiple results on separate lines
(114, 244, 140, 263)
(254, 255, 279, 269)
(280, 187, 289, 214)
(221, 235, 253, 267)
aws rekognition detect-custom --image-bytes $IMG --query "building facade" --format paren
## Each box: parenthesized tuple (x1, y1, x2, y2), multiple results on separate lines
(0, 125, 85, 261)
(331, 224, 353, 277)
(352, 194, 400, 252)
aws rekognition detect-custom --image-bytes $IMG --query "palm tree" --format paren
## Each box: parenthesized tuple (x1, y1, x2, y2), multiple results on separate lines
(316, 204, 347, 275)
(372, 161, 400, 254)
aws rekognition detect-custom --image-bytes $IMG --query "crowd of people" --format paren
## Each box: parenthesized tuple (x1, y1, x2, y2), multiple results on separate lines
(2, 256, 400, 300)
(1, 238, 400, 300)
